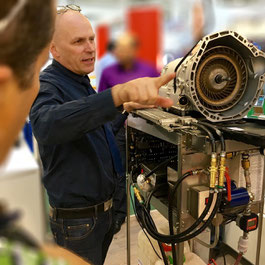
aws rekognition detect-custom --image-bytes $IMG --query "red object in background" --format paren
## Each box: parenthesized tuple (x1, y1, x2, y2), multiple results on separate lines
(96, 24, 109, 59)
(127, 6, 162, 69)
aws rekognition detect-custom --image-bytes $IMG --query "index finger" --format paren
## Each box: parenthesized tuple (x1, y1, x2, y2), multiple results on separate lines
(154, 72, 176, 88)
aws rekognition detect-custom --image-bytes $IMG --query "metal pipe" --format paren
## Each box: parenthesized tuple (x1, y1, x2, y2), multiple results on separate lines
(194, 225, 220, 249)
(126, 172, 131, 265)
(255, 153, 265, 265)
(126, 123, 131, 265)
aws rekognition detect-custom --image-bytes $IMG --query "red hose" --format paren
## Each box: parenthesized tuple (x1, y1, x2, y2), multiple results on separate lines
(225, 168, 232, 202)
(208, 259, 218, 265)
(234, 253, 243, 265)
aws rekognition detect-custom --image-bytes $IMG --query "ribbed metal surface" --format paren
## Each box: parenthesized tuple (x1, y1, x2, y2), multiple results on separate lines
(195, 46, 248, 112)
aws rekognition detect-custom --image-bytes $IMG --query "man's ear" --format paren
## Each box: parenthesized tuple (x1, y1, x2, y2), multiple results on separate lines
(50, 42, 59, 59)
(0, 65, 13, 104)
(0, 65, 12, 83)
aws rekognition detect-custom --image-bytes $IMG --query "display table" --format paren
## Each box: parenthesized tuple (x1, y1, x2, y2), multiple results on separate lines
(0, 142, 45, 244)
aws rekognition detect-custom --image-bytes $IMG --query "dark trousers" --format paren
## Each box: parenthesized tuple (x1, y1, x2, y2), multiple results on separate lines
(49, 207, 114, 265)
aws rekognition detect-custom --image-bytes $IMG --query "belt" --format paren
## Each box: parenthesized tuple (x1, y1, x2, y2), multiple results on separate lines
(49, 198, 113, 220)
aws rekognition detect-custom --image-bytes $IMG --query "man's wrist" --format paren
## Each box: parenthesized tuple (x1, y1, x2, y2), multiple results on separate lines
(111, 84, 125, 107)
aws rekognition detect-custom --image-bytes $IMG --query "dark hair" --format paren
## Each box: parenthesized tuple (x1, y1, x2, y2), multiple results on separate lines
(107, 40, 116, 52)
(0, 0, 54, 89)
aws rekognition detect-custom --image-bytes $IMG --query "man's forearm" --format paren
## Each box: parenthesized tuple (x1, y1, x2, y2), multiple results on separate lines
(111, 73, 175, 109)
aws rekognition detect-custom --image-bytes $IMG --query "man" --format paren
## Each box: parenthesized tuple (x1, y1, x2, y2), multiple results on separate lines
(30, 8, 175, 265)
(0, 0, 89, 264)
(98, 33, 159, 93)
(98, 33, 159, 234)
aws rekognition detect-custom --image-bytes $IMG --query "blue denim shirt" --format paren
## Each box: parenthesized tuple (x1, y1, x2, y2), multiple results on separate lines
(30, 60, 124, 208)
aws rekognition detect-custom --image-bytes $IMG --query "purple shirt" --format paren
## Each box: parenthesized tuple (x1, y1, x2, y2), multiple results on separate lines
(98, 60, 159, 92)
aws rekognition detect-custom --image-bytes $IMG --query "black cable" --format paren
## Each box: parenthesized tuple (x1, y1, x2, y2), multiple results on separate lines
(191, 122, 216, 153)
(145, 171, 214, 241)
(167, 171, 214, 238)
(167, 121, 216, 264)
(198, 122, 226, 152)
(145, 184, 172, 264)
(142, 123, 217, 241)
(222, 251, 227, 265)
(142, 178, 218, 243)
(142, 171, 217, 244)
(130, 184, 168, 264)
(173, 41, 200, 93)
(145, 183, 168, 208)
(141, 192, 222, 244)
(131, 122, 221, 256)
(144, 208, 169, 264)
(168, 171, 195, 265)
(145, 154, 178, 180)
(129, 184, 161, 260)
(167, 170, 213, 265)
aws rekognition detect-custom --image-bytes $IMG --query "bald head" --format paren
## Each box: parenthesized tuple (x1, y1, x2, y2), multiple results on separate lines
(50, 10, 96, 75)
(115, 33, 139, 69)
(116, 33, 138, 48)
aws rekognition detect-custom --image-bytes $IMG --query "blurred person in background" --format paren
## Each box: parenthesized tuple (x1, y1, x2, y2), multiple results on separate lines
(0, 0, 89, 264)
(29, 7, 175, 265)
(98, 32, 159, 234)
(191, 0, 215, 44)
(95, 40, 117, 90)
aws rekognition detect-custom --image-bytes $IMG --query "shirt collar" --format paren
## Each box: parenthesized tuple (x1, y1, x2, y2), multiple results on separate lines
(52, 59, 91, 86)
(117, 60, 138, 72)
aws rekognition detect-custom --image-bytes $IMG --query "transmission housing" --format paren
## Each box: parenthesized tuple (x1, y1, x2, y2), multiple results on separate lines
(160, 30, 265, 122)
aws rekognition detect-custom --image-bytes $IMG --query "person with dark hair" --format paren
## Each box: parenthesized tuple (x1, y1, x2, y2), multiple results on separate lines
(0, 0, 90, 264)
(29, 7, 175, 265)
(0, 0, 54, 164)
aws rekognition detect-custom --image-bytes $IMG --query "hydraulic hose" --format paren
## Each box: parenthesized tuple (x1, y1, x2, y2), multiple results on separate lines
(144, 174, 214, 239)
(141, 192, 222, 244)
(144, 177, 214, 265)
(132, 121, 222, 261)
(197, 122, 227, 189)
(198, 122, 226, 152)
(190, 122, 216, 153)
(168, 171, 214, 238)
(144, 154, 178, 181)
(148, 212, 169, 264)
(140, 169, 221, 243)
(167, 170, 213, 265)
(131, 184, 168, 264)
